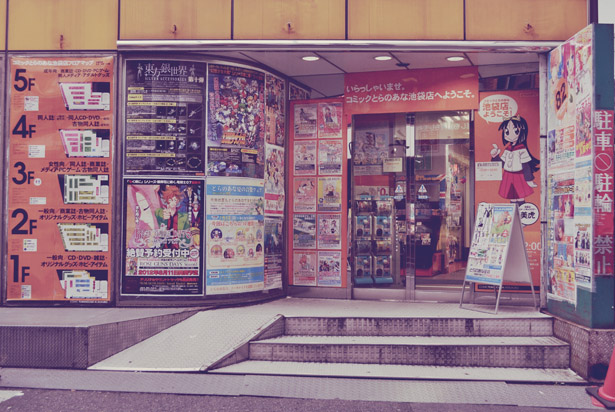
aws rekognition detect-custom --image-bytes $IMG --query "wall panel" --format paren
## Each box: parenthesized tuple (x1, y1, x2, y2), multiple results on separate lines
(466, 0, 587, 41)
(348, 0, 464, 40)
(8, 0, 117, 50)
(120, 0, 231, 40)
(234, 0, 345, 40)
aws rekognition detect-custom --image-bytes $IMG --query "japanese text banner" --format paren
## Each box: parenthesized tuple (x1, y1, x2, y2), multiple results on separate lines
(344, 66, 479, 115)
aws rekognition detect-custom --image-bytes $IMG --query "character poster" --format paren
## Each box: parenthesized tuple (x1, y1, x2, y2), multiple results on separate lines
(265, 74, 286, 147)
(289, 83, 310, 101)
(317, 214, 341, 249)
(122, 179, 204, 296)
(294, 104, 317, 139)
(293, 140, 317, 175)
(318, 102, 342, 139)
(293, 251, 317, 286)
(293, 177, 316, 212)
(318, 251, 342, 287)
(264, 144, 285, 216)
(206, 177, 265, 295)
(353, 128, 388, 175)
(207, 64, 265, 178)
(6, 56, 114, 302)
(293, 213, 316, 249)
(317, 176, 342, 212)
(124, 60, 206, 174)
(318, 139, 343, 175)
(475, 90, 541, 292)
(264, 217, 283, 290)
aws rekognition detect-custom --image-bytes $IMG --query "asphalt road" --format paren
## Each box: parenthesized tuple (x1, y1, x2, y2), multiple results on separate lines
(0, 388, 603, 412)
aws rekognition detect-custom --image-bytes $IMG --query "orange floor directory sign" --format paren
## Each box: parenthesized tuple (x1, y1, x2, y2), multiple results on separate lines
(6, 56, 114, 302)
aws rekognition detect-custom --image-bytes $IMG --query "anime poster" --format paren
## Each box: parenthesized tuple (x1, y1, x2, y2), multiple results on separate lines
(289, 83, 310, 100)
(574, 222, 592, 288)
(318, 102, 342, 139)
(318, 139, 343, 175)
(207, 64, 265, 178)
(575, 97, 592, 158)
(293, 104, 318, 139)
(205, 177, 265, 295)
(317, 251, 342, 287)
(6, 56, 114, 302)
(264, 144, 285, 216)
(547, 171, 577, 302)
(293, 140, 317, 175)
(122, 179, 204, 296)
(293, 213, 316, 249)
(353, 129, 388, 175)
(293, 177, 317, 212)
(574, 162, 592, 217)
(293, 251, 317, 286)
(317, 176, 342, 212)
(265, 74, 286, 147)
(264, 217, 283, 290)
(124, 60, 206, 174)
(475, 90, 541, 291)
(317, 214, 341, 249)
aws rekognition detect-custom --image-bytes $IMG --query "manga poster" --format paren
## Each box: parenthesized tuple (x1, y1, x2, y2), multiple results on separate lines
(318, 139, 343, 175)
(317, 176, 342, 212)
(293, 140, 317, 175)
(122, 179, 204, 296)
(353, 129, 388, 175)
(264, 217, 283, 290)
(317, 214, 341, 249)
(475, 90, 541, 292)
(293, 213, 316, 249)
(293, 251, 317, 286)
(318, 251, 342, 287)
(294, 104, 318, 139)
(289, 83, 310, 101)
(124, 60, 206, 174)
(317, 102, 343, 139)
(206, 177, 265, 295)
(265, 74, 286, 147)
(207, 64, 265, 178)
(7, 56, 114, 302)
(293, 177, 317, 212)
(547, 171, 577, 302)
(264, 144, 285, 216)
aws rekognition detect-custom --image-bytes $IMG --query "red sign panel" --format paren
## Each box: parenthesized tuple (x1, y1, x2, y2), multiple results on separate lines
(593, 109, 614, 276)
(344, 66, 479, 115)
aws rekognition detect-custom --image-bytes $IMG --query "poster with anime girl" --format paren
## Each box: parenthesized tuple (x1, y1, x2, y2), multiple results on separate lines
(489, 115, 540, 203)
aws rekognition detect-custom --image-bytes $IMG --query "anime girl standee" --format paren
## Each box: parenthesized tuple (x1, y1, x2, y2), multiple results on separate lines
(490, 115, 540, 203)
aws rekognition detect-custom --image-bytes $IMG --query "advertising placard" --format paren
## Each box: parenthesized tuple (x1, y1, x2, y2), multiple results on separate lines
(293, 140, 317, 175)
(293, 177, 316, 212)
(293, 250, 317, 286)
(265, 74, 286, 147)
(317, 102, 343, 139)
(122, 179, 204, 296)
(293, 104, 317, 139)
(317, 214, 341, 249)
(317, 176, 342, 212)
(7, 55, 114, 302)
(205, 177, 265, 295)
(318, 251, 342, 287)
(207, 64, 265, 178)
(124, 60, 206, 174)
(264, 144, 285, 216)
(344, 66, 479, 115)
(264, 217, 283, 290)
(475, 90, 541, 292)
(318, 139, 343, 175)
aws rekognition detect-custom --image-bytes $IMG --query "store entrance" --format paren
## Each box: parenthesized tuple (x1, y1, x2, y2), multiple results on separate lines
(350, 111, 472, 301)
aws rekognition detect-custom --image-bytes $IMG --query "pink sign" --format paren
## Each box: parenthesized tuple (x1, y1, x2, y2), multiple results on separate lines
(344, 66, 479, 115)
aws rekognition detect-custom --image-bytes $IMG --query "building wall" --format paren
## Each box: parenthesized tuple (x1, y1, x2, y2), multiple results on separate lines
(2, 0, 588, 50)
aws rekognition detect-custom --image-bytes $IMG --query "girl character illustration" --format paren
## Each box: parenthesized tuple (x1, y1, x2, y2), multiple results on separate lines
(490, 115, 540, 203)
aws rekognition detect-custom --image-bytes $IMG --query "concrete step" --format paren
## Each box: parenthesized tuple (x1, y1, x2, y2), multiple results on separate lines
(249, 335, 569, 368)
(284, 316, 553, 337)
(209, 360, 585, 383)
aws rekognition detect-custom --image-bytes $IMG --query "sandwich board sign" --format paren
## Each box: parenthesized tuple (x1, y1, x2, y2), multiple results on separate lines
(460, 203, 537, 313)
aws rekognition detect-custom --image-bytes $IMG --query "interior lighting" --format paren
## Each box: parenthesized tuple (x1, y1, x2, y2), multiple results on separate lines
(302, 55, 320, 61)
(374, 55, 392, 61)
(446, 56, 465, 62)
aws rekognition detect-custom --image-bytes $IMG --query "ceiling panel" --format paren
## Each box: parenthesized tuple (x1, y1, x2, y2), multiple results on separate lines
(478, 62, 539, 78)
(318, 51, 406, 73)
(388, 52, 472, 70)
(239, 51, 343, 76)
(465, 52, 539, 66)
(292, 73, 345, 98)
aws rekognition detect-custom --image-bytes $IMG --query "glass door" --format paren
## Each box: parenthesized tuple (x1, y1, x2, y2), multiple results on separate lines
(349, 111, 472, 301)
(410, 111, 472, 300)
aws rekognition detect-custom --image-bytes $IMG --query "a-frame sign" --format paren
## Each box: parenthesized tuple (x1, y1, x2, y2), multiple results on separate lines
(460, 203, 537, 314)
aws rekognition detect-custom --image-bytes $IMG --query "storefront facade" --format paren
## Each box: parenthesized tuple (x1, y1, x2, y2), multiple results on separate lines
(1, 0, 614, 330)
